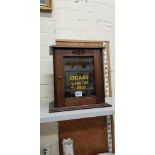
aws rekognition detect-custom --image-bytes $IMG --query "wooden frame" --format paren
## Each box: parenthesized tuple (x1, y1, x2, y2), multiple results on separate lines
(40, 0, 52, 11)
(103, 41, 112, 97)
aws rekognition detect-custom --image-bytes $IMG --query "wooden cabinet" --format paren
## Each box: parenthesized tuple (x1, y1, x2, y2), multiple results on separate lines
(50, 43, 111, 112)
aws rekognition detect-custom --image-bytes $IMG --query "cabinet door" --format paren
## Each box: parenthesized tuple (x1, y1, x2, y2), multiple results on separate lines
(54, 49, 104, 107)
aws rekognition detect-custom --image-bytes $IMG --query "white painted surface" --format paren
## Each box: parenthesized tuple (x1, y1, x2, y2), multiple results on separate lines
(40, 104, 114, 123)
(40, 122, 59, 155)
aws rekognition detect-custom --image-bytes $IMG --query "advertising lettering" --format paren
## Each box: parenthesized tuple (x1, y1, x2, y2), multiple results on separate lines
(69, 75, 89, 90)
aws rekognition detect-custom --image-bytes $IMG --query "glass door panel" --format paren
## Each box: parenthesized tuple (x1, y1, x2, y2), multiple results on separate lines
(64, 56, 95, 98)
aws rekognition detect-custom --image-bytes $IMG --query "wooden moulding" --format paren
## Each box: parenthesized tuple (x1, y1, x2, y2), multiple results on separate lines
(56, 39, 104, 47)
(49, 103, 112, 113)
(105, 41, 112, 97)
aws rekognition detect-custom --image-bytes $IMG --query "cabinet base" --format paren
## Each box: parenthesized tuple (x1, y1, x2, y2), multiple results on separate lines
(49, 103, 112, 113)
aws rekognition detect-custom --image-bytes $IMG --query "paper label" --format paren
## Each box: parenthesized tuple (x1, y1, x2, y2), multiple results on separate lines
(75, 91, 82, 97)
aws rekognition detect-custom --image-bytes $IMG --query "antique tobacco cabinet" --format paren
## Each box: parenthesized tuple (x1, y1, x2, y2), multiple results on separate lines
(50, 41, 111, 112)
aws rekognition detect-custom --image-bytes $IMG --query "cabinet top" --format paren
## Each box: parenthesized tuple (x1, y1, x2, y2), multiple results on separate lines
(50, 45, 105, 55)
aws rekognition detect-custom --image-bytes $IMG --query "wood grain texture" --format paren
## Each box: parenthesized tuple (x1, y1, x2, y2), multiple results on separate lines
(53, 50, 65, 107)
(49, 103, 112, 113)
(102, 41, 112, 97)
(111, 115, 115, 153)
(106, 42, 112, 97)
(56, 39, 103, 47)
(65, 96, 97, 107)
(58, 116, 108, 155)
(52, 48, 105, 109)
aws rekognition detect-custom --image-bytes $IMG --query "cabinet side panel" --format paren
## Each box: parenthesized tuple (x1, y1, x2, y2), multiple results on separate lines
(54, 49, 65, 107)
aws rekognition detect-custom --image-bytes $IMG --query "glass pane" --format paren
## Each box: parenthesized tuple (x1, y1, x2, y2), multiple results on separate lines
(64, 56, 95, 98)
(40, 0, 46, 5)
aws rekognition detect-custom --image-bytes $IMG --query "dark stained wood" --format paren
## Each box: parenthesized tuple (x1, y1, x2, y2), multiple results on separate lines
(111, 115, 115, 153)
(52, 48, 105, 110)
(54, 51, 65, 107)
(50, 46, 106, 55)
(49, 103, 112, 113)
(50, 40, 112, 97)
(65, 96, 97, 107)
(94, 49, 104, 104)
(101, 50, 105, 98)
(58, 116, 108, 155)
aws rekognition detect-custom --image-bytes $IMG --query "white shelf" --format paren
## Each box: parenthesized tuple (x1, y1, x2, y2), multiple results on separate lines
(40, 103, 114, 123)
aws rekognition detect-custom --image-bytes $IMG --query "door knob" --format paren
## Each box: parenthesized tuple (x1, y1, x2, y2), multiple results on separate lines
(58, 76, 62, 79)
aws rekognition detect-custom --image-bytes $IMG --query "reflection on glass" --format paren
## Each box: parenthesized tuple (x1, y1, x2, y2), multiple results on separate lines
(40, 0, 47, 6)
(64, 56, 95, 98)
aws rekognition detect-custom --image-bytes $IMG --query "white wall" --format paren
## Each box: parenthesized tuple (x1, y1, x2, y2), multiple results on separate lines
(40, 0, 115, 154)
